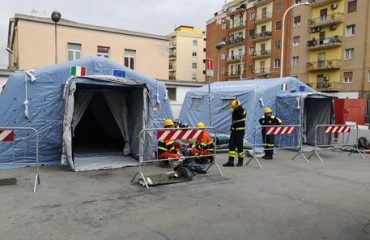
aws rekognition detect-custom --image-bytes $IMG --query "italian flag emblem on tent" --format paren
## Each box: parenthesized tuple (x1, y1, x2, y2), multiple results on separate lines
(70, 66, 87, 77)
(280, 83, 288, 91)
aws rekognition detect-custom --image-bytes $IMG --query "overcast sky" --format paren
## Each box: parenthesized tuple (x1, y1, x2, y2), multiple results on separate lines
(0, 0, 225, 68)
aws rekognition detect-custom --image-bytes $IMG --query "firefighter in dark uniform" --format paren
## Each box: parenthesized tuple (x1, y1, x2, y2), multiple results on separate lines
(259, 107, 282, 160)
(223, 100, 247, 167)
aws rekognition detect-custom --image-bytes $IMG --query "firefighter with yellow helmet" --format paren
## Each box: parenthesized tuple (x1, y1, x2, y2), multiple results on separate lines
(223, 100, 247, 167)
(190, 122, 214, 158)
(158, 119, 180, 165)
(259, 107, 282, 159)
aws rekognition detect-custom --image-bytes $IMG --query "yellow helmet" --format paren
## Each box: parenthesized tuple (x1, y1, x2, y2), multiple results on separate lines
(264, 107, 272, 114)
(231, 100, 241, 109)
(163, 119, 174, 127)
(196, 122, 206, 128)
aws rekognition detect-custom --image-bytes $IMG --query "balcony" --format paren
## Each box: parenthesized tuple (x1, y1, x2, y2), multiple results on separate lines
(308, 13, 344, 28)
(169, 43, 176, 49)
(253, 12, 272, 24)
(227, 54, 245, 63)
(306, 59, 341, 72)
(228, 21, 246, 32)
(251, 50, 271, 59)
(252, 31, 272, 42)
(255, 0, 273, 7)
(169, 65, 176, 72)
(169, 53, 177, 60)
(307, 36, 342, 50)
(225, 37, 245, 47)
(310, 79, 341, 91)
(309, 0, 339, 8)
(227, 4, 247, 16)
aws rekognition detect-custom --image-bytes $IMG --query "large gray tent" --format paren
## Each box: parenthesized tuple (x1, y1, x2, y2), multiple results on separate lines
(0, 57, 173, 171)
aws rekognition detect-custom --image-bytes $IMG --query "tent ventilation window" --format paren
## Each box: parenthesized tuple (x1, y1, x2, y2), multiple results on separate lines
(221, 98, 236, 111)
(191, 97, 202, 111)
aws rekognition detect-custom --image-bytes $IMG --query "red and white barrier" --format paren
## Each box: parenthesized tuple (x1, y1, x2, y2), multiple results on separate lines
(265, 126, 295, 135)
(324, 125, 351, 133)
(157, 129, 203, 141)
(0, 130, 14, 142)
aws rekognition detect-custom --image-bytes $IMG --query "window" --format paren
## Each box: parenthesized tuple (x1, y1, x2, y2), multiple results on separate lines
(193, 40, 198, 46)
(344, 48, 354, 60)
(293, 16, 301, 27)
(67, 43, 81, 61)
(347, 0, 357, 13)
(274, 59, 281, 68)
(250, 12, 256, 21)
(222, 98, 235, 111)
(275, 40, 281, 49)
(249, 47, 255, 55)
(192, 52, 197, 57)
(97, 46, 110, 58)
(293, 36, 300, 46)
(191, 97, 202, 110)
(167, 88, 176, 101)
(249, 29, 255, 37)
(192, 63, 197, 69)
(346, 24, 356, 36)
(221, 53, 226, 60)
(275, 21, 281, 30)
(276, 2, 283, 12)
(124, 49, 136, 70)
(192, 73, 197, 80)
(343, 72, 353, 83)
(368, 71, 370, 82)
(292, 56, 299, 66)
(295, 0, 302, 3)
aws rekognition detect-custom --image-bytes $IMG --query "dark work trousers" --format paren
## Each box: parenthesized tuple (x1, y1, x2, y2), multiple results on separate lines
(262, 134, 275, 156)
(228, 131, 245, 162)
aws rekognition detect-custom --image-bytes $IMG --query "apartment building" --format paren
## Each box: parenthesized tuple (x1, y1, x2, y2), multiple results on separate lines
(7, 14, 169, 79)
(290, 0, 370, 98)
(206, 0, 291, 81)
(168, 26, 206, 81)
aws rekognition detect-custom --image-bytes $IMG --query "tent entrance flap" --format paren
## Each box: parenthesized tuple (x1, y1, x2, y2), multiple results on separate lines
(62, 80, 146, 171)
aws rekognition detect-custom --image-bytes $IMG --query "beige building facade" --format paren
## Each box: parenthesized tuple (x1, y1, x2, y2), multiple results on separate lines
(7, 14, 169, 79)
(168, 26, 206, 81)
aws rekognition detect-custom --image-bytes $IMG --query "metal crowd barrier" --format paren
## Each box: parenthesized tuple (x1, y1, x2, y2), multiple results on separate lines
(246, 125, 310, 169)
(307, 124, 365, 162)
(0, 127, 40, 192)
(131, 127, 223, 188)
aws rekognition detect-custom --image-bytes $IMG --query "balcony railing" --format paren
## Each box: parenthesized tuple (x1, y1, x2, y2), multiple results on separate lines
(308, 13, 344, 28)
(227, 4, 247, 16)
(251, 50, 271, 58)
(307, 36, 342, 50)
(169, 65, 176, 72)
(225, 37, 245, 46)
(309, 0, 339, 7)
(169, 54, 177, 59)
(228, 21, 246, 31)
(315, 80, 341, 91)
(169, 43, 176, 49)
(252, 31, 272, 41)
(255, 0, 273, 7)
(306, 59, 341, 71)
(254, 12, 272, 24)
(253, 68, 270, 74)
(227, 54, 245, 62)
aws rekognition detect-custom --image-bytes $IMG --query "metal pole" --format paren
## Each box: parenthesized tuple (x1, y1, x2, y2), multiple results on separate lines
(54, 22, 58, 64)
(217, 50, 220, 82)
(280, 2, 310, 78)
(208, 75, 212, 126)
(240, 53, 243, 80)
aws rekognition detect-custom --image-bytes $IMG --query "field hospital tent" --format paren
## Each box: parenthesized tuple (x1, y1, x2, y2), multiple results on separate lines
(0, 57, 172, 171)
(179, 77, 334, 145)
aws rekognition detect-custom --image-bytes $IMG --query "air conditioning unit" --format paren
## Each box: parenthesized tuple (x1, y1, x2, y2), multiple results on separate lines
(331, 4, 337, 10)
(330, 24, 337, 30)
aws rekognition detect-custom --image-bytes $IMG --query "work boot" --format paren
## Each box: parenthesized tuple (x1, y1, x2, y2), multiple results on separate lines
(236, 159, 243, 167)
(223, 161, 234, 167)
(264, 155, 273, 160)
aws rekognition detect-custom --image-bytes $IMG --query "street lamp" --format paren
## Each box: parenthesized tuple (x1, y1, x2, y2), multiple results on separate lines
(215, 41, 226, 81)
(280, 2, 310, 78)
(51, 10, 61, 64)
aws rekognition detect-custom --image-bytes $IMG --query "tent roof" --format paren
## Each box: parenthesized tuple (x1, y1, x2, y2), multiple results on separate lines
(191, 77, 313, 94)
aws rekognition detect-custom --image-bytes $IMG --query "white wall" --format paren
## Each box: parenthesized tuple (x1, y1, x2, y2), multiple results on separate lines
(168, 86, 199, 119)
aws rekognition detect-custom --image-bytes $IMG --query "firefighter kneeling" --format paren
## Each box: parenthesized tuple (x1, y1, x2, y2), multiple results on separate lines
(259, 107, 282, 160)
(190, 122, 214, 163)
(158, 119, 180, 167)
